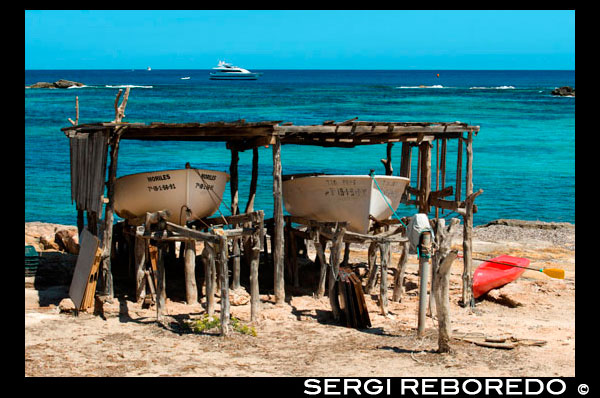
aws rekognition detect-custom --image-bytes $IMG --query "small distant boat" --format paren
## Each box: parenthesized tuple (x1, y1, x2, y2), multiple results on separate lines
(472, 255, 530, 298)
(180, 77, 191, 80)
(114, 168, 230, 225)
(147, 67, 152, 71)
(209, 60, 261, 80)
(282, 174, 410, 234)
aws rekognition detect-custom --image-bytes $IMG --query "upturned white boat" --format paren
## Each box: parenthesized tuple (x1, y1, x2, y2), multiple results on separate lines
(282, 174, 410, 234)
(114, 168, 230, 225)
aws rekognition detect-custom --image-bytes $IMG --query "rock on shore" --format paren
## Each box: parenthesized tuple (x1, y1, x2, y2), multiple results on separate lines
(551, 86, 575, 97)
(26, 79, 85, 89)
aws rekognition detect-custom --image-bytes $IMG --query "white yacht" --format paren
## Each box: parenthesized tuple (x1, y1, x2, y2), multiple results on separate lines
(209, 61, 261, 80)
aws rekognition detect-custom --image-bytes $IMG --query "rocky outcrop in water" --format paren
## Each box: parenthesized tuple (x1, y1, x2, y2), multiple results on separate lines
(551, 86, 575, 97)
(26, 79, 85, 89)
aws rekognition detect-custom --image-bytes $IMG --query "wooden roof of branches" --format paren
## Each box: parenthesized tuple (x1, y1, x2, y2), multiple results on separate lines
(61, 119, 479, 150)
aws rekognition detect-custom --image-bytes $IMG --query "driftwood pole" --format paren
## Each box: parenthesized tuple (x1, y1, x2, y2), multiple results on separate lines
(328, 225, 345, 321)
(364, 242, 379, 294)
(217, 234, 230, 336)
(156, 242, 167, 322)
(250, 210, 263, 321)
(381, 143, 394, 175)
(229, 149, 241, 290)
(314, 229, 328, 298)
(184, 239, 198, 305)
(272, 136, 285, 303)
(432, 217, 461, 352)
(379, 242, 390, 316)
(99, 127, 124, 298)
(98, 88, 130, 299)
(392, 240, 410, 302)
(202, 244, 216, 316)
(417, 231, 432, 337)
(243, 147, 259, 268)
(134, 235, 147, 302)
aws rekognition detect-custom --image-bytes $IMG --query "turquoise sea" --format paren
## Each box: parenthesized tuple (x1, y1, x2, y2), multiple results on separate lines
(25, 70, 575, 227)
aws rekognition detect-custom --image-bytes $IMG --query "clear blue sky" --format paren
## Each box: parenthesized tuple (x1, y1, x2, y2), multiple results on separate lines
(25, 10, 575, 70)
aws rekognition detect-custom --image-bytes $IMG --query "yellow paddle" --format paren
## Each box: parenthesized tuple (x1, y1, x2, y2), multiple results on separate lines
(458, 254, 565, 279)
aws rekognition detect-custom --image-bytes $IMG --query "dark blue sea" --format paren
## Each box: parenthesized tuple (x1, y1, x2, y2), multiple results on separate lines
(25, 69, 575, 227)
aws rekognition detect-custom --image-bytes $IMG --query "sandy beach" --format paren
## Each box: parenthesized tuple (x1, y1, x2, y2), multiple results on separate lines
(25, 220, 574, 377)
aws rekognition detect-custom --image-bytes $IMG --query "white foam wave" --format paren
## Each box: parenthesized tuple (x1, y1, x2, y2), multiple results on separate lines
(396, 85, 444, 89)
(469, 86, 515, 90)
(105, 84, 153, 89)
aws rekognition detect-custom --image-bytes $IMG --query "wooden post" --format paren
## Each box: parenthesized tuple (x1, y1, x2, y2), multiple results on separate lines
(289, 226, 299, 288)
(432, 217, 461, 353)
(461, 131, 475, 308)
(218, 234, 230, 336)
(417, 231, 432, 337)
(435, 251, 458, 352)
(156, 242, 167, 322)
(134, 235, 147, 302)
(379, 242, 390, 316)
(342, 242, 351, 267)
(419, 142, 432, 214)
(328, 225, 345, 321)
(456, 137, 463, 202)
(229, 149, 241, 290)
(400, 143, 412, 202)
(202, 244, 216, 316)
(381, 143, 394, 175)
(245, 147, 259, 214)
(243, 147, 259, 267)
(272, 136, 285, 303)
(100, 127, 124, 298)
(77, 209, 84, 237)
(461, 189, 482, 308)
(465, 131, 473, 199)
(365, 242, 379, 294)
(250, 211, 263, 321)
(184, 239, 198, 305)
(440, 138, 447, 215)
(314, 230, 328, 298)
(435, 139, 440, 219)
(87, 211, 98, 236)
(392, 240, 410, 302)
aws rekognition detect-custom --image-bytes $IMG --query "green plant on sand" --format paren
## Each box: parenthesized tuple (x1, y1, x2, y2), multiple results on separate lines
(185, 314, 257, 337)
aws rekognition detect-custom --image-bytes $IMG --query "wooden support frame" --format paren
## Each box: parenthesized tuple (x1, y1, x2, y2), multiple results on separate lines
(132, 209, 264, 331)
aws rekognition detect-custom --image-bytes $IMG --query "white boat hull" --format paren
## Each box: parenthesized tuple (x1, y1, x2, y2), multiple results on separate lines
(209, 73, 260, 80)
(282, 174, 410, 234)
(114, 168, 230, 225)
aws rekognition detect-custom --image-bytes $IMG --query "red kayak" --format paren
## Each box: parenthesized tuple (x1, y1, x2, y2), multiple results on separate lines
(472, 255, 530, 299)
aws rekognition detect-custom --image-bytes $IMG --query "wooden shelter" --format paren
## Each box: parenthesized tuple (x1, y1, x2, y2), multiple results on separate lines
(62, 103, 481, 335)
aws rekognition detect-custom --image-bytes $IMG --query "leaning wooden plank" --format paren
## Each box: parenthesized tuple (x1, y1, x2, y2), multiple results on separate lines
(69, 229, 101, 310)
(82, 247, 102, 309)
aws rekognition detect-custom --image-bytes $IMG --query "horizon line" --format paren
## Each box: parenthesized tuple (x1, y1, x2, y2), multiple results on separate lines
(25, 68, 576, 71)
